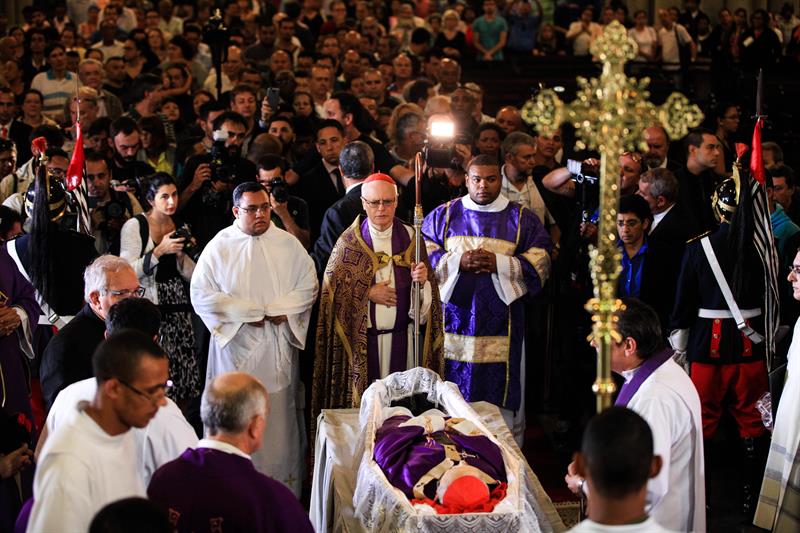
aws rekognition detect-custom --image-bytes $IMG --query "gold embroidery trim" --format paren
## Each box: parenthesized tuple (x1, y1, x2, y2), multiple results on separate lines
(444, 333, 510, 364)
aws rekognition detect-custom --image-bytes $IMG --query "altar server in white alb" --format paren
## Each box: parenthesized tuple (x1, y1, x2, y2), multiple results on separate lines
(191, 181, 318, 497)
(755, 249, 800, 531)
(565, 298, 705, 532)
(27, 331, 170, 533)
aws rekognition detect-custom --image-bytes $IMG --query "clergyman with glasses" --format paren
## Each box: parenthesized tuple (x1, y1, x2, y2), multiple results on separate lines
(191, 181, 318, 497)
(311, 172, 444, 423)
(40, 255, 144, 410)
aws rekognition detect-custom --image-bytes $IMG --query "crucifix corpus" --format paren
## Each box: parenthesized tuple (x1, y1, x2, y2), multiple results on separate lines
(521, 21, 704, 412)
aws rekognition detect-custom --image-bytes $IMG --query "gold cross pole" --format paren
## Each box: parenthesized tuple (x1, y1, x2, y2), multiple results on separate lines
(521, 21, 703, 412)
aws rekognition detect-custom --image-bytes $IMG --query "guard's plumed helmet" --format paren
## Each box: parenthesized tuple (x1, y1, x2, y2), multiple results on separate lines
(712, 177, 738, 223)
(24, 175, 67, 222)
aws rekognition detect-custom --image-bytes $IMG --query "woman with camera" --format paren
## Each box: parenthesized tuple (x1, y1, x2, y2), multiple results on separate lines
(120, 173, 201, 407)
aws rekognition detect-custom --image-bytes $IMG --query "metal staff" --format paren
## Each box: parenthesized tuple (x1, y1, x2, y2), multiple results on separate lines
(412, 153, 424, 369)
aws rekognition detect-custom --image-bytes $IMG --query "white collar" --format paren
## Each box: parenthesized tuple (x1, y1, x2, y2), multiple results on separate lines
(198, 438, 251, 460)
(368, 219, 393, 238)
(322, 160, 338, 174)
(651, 203, 675, 230)
(658, 158, 668, 169)
(346, 182, 361, 194)
(620, 365, 640, 384)
(462, 193, 509, 212)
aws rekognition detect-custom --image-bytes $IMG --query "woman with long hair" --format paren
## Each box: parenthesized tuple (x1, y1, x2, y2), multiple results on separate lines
(146, 28, 168, 64)
(138, 116, 177, 175)
(713, 103, 740, 174)
(119, 173, 200, 407)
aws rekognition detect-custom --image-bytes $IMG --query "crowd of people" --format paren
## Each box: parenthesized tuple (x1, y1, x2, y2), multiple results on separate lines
(1, 0, 800, 532)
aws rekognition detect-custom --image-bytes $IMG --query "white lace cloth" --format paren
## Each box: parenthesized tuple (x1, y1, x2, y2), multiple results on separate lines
(310, 368, 566, 532)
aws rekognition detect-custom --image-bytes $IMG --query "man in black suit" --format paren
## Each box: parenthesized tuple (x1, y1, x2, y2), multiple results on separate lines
(39, 256, 143, 410)
(638, 167, 701, 250)
(0, 88, 32, 164)
(674, 129, 722, 233)
(311, 140, 373, 275)
(293, 119, 346, 240)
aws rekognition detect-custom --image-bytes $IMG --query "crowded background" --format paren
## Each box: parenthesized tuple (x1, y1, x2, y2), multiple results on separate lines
(2, 0, 800, 531)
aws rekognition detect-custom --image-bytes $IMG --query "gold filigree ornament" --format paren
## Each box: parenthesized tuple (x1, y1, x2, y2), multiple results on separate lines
(521, 21, 703, 411)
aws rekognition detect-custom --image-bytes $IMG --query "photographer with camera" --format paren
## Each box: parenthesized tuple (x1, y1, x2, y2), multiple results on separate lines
(179, 111, 256, 248)
(400, 114, 470, 218)
(120, 173, 201, 407)
(86, 151, 143, 255)
(256, 155, 310, 249)
(108, 117, 155, 205)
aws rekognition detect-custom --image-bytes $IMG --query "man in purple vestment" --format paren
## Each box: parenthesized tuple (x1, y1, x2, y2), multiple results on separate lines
(0, 245, 38, 533)
(422, 154, 552, 445)
(148, 372, 313, 533)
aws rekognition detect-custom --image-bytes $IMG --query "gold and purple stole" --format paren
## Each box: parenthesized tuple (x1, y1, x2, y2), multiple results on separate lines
(361, 218, 413, 382)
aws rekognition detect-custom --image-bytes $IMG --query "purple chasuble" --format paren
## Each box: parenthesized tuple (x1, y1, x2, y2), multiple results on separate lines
(361, 218, 413, 382)
(148, 447, 313, 533)
(0, 246, 40, 533)
(614, 348, 674, 407)
(422, 198, 551, 410)
(373, 415, 507, 500)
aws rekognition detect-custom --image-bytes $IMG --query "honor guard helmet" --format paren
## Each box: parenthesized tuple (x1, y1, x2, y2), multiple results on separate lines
(712, 178, 738, 223)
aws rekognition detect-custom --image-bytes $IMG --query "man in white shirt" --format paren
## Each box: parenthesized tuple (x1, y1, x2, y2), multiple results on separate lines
(657, 8, 696, 88)
(37, 297, 198, 487)
(27, 330, 170, 533)
(565, 299, 705, 532)
(568, 407, 674, 533)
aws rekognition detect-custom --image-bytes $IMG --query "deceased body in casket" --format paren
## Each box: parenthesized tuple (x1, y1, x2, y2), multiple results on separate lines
(352, 368, 549, 532)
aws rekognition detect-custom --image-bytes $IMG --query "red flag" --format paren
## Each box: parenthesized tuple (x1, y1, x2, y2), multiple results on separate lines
(65, 123, 84, 191)
(750, 118, 766, 186)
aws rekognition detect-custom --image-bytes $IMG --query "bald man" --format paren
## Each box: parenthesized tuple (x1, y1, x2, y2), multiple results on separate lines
(312, 173, 444, 416)
(148, 372, 313, 532)
(495, 106, 524, 135)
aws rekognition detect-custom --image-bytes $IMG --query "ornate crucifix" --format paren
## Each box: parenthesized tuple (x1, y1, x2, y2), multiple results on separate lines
(521, 21, 704, 411)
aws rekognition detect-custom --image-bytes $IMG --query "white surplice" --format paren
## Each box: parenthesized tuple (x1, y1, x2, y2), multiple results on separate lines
(190, 221, 318, 497)
(366, 221, 432, 377)
(28, 404, 145, 533)
(755, 318, 800, 529)
(623, 358, 706, 532)
(46, 378, 198, 487)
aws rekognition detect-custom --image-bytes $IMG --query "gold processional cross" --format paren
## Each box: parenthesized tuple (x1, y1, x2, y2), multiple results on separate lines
(521, 21, 703, 411)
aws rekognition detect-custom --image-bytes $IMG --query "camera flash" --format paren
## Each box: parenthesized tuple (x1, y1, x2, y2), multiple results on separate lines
(429, 120, 455, 139)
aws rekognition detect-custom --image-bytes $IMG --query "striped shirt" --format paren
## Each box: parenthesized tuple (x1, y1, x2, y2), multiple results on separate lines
(31, 70, 79, 124)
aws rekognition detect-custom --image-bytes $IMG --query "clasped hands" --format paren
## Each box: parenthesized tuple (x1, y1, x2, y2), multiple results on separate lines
(0, 303, 21, 337)
(247, 315, 288, 326)
(459, 248, 497, 274)
(368, 263, 427, 307)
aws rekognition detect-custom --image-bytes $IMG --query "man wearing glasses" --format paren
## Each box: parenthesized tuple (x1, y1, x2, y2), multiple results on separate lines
(312, 173, 443, 419)
(40, 255, 144, 410)
(27, 330, 170, 533)
(192, 181, 318, 498)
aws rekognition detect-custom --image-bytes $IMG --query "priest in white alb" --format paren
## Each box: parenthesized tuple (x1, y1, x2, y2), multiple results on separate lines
(312, 173, 443, 419)
(191, 181, 318, 497)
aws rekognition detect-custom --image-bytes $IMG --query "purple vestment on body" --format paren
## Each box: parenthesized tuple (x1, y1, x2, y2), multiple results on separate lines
(0, 245, 40, 533)
(374, 415, 506, 500)
(422, 198, 550, 410)
(148, 447, 314, 533)
(361, 217, 413, 382)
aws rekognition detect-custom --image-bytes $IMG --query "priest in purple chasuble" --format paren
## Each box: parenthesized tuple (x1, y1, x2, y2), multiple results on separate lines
(0, 245, 39, 532)
(421, 154, 551, 444)
(312, 173, 444, 419)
